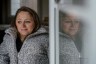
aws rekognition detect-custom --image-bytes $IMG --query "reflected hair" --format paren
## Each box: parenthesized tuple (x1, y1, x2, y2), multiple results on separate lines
(11, 6, 41, 33)
(59, 11, 67, 33)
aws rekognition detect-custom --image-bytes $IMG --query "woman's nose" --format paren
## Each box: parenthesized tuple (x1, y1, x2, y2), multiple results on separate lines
(71, 21, 77, 27)
(22, 22, 26, 27)
(71, 22, 75, 26)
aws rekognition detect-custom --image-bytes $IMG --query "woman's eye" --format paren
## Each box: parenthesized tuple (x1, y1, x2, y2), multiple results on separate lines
(25, 21, 31, 23)
(64, 20, 72, 23)
(74, 21, 79, 23)
(17, 21, 22, 24)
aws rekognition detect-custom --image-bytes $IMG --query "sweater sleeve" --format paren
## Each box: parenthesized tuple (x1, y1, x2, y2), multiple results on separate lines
(0, 35, 10, 64)
(40, 34, 49, 64)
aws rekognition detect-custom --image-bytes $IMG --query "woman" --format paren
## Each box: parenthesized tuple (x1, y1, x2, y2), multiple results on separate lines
(0, 6, 49, 64)
(59, 12, 80, 64)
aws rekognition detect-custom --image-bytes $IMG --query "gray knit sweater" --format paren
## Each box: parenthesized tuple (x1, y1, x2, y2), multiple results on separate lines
(0, 27, 49, 64)
(59, 32, 80, 64)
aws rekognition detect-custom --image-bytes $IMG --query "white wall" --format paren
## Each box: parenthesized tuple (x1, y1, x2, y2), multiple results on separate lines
(20, 0, 38, 12)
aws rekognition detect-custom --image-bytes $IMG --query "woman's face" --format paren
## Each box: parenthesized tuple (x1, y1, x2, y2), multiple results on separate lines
(16, 11, 35, 37)
(61, 15, 80, 37)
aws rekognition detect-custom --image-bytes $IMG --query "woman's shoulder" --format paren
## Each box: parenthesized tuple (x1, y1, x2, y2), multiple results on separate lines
(59, 32, 76, 50)
(31, 27, 49, 37)
(3, 27, 17, 40)
(6, 27, 17, 33)
(28, 27, 49, 44)
(5, 27, 17, 34)
(59, 32, 73, 42)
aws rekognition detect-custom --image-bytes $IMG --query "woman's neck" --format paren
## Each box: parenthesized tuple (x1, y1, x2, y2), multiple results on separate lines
(18, 34, 27, 42)
(20, 36, 26, 42)
(69, 35, 76, 41)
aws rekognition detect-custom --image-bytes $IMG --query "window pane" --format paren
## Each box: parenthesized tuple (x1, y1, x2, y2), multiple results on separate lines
(11, 0, 20, 15)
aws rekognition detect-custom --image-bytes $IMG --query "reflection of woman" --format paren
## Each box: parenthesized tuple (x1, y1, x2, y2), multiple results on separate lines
(59, 13, 80, 64)
(0, 6, 49, 64)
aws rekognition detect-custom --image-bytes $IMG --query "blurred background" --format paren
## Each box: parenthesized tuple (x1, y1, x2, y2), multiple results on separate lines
(1, 0, 49, 30)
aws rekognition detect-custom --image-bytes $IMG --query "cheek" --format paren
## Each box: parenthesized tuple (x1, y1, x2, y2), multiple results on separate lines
(75, 24, 80, 29)
(27, 22, 35, 31)
(62, 26, 70, 33)
(63, 24, 70, 30)
(16, 23, 20, 30)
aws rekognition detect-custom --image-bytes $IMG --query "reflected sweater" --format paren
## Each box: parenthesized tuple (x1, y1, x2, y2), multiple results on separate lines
(59, 32, 80, 64)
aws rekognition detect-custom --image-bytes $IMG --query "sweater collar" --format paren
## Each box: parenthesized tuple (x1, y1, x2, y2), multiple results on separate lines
(59, 32, 75, 41)
(5, 27, 48, 39)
